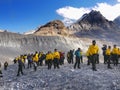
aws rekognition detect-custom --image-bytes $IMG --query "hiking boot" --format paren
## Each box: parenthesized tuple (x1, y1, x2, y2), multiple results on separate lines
(108, 67, 112, 69)
(93, 69, 97, 71)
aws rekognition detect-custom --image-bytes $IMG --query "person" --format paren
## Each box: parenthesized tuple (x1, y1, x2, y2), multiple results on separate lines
(59, 51, 65, 65)
(88, 40, 99, 71)
(106, 46, 112, 69)
(0, 62, 3, 77)
(111, 45, 119, 66)
(102, 44, 107, 64)
(4, 61, 8, 70)
(27, 54, 33, 68)
(13, 57, 17, 64)
(67, 51, 71, 64)
(46, 51, 53, 69)
(69, 50, 74, 64)
(74, 48, 81, 69)
(53, 49, 60, 69)
(32, 54, 38, 71)
(17, 57, 24, 76)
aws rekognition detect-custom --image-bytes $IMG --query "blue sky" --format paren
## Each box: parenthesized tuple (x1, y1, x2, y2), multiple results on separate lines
(0, 0, 119, 33)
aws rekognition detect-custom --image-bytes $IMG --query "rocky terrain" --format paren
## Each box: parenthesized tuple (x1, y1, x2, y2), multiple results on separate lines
(0, 10, 120, 90)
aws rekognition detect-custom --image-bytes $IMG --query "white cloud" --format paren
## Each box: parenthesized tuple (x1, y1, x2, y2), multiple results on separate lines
(118, 0, 120, 2)
(93, 3, 120, 20)
(56, 6, 91, 20)
(56, 2, 120, 25)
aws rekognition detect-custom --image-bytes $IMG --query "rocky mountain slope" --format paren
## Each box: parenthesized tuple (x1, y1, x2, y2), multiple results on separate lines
(0, 31, 95, 64)
(34, 20, 69, 36)
(68, 10, 120, 42)
(114, 16, 120, 28)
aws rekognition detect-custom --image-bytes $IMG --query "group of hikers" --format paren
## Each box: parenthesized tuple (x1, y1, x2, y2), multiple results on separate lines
(14, 49, 65, 76)
(0, 40, 120, 77)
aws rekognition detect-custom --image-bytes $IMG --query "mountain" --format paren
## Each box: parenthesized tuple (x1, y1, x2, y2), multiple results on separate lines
(114, 16, 120, 28)
(68, 10, 120, 42)
(69, 10, 117, 31)
(34, 20, 69, 36)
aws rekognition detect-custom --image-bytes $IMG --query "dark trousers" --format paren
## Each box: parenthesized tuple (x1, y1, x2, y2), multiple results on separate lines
(47, 60, 52, 69)
(74, 56, 80, 69)
(27, 61, 32, 68)
(87, 56, 91, 65)
(17, 65, 23, 76)
(80, 56, 83, 63)
(103, 55, 107, 64)
(53, 58, 59, 69)
(106, 55, 111, 68)
(112, 54, 118, 66)
(70, 56, 74, 64)
(91, 54, 97, 70)
(4, 66, 8, 70)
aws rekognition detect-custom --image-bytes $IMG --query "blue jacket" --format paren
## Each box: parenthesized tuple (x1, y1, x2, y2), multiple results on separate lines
(75, 50, 81, 57)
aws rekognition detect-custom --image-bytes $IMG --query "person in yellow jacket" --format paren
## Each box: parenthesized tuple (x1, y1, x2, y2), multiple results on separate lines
(88, 40, 99, 71)
(53, 49, 60, 69)
(111, 45, 119, 66)
(106, 46, 112, 69)
(46, 51, 53, 69)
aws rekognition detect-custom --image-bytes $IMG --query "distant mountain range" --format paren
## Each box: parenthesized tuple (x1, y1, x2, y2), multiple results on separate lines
(0, 10, 120, 62)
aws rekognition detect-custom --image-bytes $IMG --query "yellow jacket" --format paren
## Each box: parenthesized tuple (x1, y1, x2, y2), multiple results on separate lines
(21, 58, 25, 63)
(53, 51, 60, 59)
(46, 53, 53, 60)
(33, 54, 39, 62)
(106, 49, 111, 55)
(88, 45, 99, 55)
(112, 48, 118, 54)
(86, 49, 90, 56)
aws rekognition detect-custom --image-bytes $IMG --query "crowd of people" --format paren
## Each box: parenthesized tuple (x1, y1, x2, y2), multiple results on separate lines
(0, 40, 120, 77)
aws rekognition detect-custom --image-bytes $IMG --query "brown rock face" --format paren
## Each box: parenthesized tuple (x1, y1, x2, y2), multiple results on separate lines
(34, 20, 68, 36)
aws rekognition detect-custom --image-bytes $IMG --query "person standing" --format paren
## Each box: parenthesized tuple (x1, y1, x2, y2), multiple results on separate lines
(74, 48, 81, 69)
(4, 61, 8, 70)
(17, 57, 24, 76)
(46, 51, 53, 69)
(53, 49, 60, 69)
(88, 40, 99, 71)
(112, 45, 119, 66)
(106, 46, 112, 69)
(102, 44, 107, 64)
